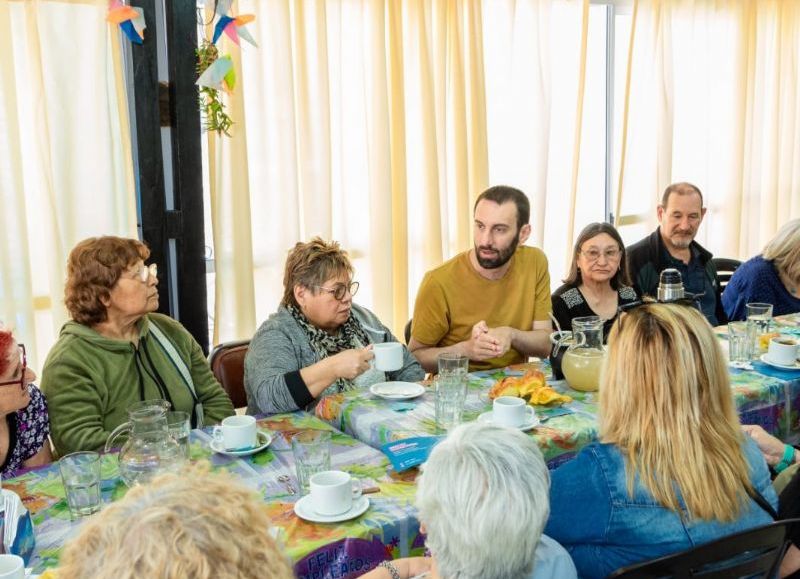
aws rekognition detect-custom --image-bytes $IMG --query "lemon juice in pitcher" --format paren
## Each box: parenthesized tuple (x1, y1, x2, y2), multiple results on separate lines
(561, 316, 606, 392)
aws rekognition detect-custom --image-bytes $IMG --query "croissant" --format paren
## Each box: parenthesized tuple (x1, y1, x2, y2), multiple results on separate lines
(488, 370, 572, 406)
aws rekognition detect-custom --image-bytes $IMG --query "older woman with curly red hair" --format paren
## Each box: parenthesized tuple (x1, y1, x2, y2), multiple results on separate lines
(40, 236, 234, 456)
(0, 327, 51, 476)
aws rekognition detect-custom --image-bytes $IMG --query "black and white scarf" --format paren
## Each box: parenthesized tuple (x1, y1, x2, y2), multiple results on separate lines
(288, 305, 371, 393)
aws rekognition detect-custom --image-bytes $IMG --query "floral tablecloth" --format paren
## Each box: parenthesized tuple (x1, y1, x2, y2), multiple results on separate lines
(317, 362, 597, 469)
(722, 313, 800, 443)
(317, 313, 800, 467)
(5, 412, 423, 579)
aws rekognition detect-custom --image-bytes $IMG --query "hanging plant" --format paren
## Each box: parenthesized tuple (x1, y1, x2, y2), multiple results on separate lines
(195, 1, 257, 138)
(196, 40, 234, 136)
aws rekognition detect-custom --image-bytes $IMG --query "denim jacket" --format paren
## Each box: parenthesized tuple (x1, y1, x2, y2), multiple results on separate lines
(545, 438, 777, 579)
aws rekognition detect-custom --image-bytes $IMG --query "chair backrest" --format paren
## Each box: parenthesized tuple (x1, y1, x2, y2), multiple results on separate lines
(607, 517, 800, 579)
(712, 257, 743, 290)
(208, 339, 251, 409)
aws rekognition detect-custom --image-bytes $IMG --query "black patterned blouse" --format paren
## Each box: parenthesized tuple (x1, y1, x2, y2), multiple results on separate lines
(551, 283, 639, 342)
(1, 385, 50, 477)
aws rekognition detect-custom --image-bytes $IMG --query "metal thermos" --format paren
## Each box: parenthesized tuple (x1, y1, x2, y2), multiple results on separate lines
(657, 268, 685, 302)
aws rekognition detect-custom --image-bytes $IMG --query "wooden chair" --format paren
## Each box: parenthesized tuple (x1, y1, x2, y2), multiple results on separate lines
(404, 319, 412, 345)
(607, 517, 800, 579)
(208, 339, 250, 410)
(712, 257, 743, 291)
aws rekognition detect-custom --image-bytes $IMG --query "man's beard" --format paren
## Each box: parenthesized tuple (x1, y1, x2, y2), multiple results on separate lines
(668, 231, 694, 249)
(475, 231, 520, 269)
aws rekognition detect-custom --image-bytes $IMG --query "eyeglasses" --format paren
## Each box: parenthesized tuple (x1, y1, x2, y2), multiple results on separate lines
(314, 281, 359, 301)
(128, 263, 158, 283)
(614, 297, 699, 334)
(0, 344, 27, 390)
(581, 248, 622, 262)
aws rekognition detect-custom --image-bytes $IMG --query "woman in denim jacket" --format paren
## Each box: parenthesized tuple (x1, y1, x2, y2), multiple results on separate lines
(545, 303, 777, 579)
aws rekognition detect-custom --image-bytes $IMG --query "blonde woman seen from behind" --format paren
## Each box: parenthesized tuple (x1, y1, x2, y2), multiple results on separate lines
(545, 303, 777, 578)
(47, 463, 294, 579)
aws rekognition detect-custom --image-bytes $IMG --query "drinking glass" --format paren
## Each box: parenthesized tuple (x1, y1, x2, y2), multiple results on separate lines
(292, 430, 332, 495)
(435, 353, 468, 432)
(166, 411, 191, 459)
(59, 451, 102, 518)
(727, 322, 752, 364)
(746, 303, 774, 356)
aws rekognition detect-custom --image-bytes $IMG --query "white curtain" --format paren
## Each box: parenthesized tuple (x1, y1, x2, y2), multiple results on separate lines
(0, 0, 137, 368)
(209, 0, 592, 343)
(615, 0, 800, 256)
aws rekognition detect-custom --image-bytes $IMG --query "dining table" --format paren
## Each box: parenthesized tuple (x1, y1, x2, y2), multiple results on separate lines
(10, 313, 800, 579)
(5, 412, 424, 579)
(316, 312, 800, 468)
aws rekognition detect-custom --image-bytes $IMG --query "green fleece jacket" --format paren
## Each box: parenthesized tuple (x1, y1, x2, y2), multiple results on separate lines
(40, 313, 234, 455)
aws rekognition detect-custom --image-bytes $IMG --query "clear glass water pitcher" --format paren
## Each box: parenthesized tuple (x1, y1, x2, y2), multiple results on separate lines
(104, 399, 185, 486)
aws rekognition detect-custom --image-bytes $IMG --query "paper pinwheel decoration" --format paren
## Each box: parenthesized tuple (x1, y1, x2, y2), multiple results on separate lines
(107, 0, 146, 45)
(212, 14, 257, 47)
(196, 54, 236, 92)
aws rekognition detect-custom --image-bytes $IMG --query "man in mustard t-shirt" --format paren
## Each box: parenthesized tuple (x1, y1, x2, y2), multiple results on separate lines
(409, 185, 552, 372)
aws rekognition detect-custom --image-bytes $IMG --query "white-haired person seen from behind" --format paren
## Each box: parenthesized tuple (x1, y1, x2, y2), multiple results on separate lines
(40, 463, 294, 579)
(361, 422, 577, 579)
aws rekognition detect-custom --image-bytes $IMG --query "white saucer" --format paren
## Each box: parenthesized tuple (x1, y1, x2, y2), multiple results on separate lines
(477, 410, 540, 431)
(760, 353, 800, 371)
(294, 495, 370, 523)
(370, 381, 426, 400)
(210, 431, 273, 456)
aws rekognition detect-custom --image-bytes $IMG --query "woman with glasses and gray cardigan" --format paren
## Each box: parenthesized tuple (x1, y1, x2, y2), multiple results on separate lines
(244, 238, 423, 415)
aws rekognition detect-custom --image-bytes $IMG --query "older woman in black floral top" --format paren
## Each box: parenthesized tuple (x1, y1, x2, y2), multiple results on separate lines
(0, 328, 51, 476)
(550, 223, 638, 378)
(552, 222, 639, 339)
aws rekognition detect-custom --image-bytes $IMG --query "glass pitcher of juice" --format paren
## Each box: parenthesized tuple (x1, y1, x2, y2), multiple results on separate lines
(561, 316, 606, 392)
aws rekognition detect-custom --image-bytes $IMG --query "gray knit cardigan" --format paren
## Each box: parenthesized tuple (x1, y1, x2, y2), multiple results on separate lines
(244, 304, 424, 415)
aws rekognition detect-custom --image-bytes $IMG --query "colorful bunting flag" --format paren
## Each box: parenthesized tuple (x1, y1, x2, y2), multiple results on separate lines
(107, 0, 146, 45)
(196, 55, 236, 92)
(212, 13, 257, 47)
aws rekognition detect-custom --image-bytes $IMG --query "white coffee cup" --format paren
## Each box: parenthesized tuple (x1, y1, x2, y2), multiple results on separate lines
(492, 396, 533, 428)
(213, 415, 257, 451)
(309, 470, 363, 516)
(0, 555, 24, 579)
(768, 337, 799, 366)
(373, 342, 403, 372)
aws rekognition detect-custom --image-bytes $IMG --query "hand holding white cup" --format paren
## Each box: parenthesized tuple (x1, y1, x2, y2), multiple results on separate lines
(309, 470, 363, 516)
(372, 342, 403, 372)
(492, 396, 534, 428)
(767, 337, 799, 366)
(213, 415, 258, 451)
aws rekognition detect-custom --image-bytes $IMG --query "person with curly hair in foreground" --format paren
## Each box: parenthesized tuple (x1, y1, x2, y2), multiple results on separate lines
(43, 463, 293, 579)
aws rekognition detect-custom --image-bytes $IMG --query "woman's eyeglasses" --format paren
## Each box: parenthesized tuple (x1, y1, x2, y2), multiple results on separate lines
(128, 263, 157, 282)
(315, 281, 359, 301)
(581, 248, 622, 262)
(0, 344, 27, 390)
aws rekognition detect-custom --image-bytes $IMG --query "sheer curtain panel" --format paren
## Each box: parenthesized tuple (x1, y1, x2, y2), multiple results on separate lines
(0, 0, 137, 367)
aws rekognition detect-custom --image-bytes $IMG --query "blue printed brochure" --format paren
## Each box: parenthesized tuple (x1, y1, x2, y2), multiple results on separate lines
(381, 436, 443, 472)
